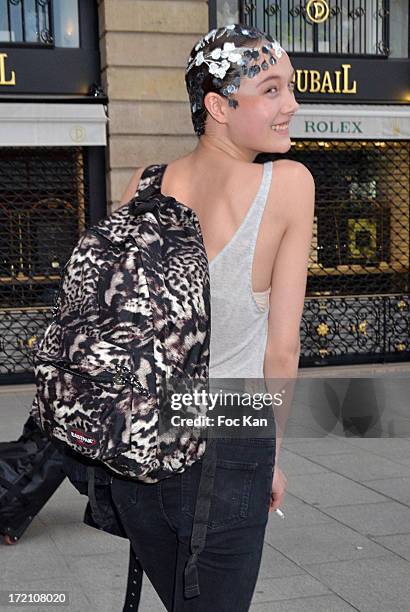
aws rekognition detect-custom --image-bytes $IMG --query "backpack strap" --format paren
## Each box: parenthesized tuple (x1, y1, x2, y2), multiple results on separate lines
(183, 436, 217, 599)
(86, 466, 112, 531)
(134, 164, 168, 199)
(122, 544, 143, 611)
(129, 161, 216, 599)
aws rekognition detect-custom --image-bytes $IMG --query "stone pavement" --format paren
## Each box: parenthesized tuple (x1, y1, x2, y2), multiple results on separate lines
(1, 382, 410, 611)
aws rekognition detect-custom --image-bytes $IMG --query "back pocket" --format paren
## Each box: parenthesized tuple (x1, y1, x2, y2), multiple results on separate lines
(181, 459, 257, 530)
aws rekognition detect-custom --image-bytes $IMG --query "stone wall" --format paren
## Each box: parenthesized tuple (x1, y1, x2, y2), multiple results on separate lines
(98, 0, 208, 209)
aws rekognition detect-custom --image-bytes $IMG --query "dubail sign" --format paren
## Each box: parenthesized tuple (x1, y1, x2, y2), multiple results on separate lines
(295, 64, 357, 95)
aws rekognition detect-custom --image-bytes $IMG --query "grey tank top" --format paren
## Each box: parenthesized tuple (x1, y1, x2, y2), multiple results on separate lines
(209, 161, 273, 379)
(134, 161, 273, 380)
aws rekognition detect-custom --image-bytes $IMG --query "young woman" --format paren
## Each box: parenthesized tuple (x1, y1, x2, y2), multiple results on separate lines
(112, 23, 314, 611)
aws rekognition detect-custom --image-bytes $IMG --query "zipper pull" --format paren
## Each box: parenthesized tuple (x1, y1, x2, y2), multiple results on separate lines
(113, 365, 150, 398)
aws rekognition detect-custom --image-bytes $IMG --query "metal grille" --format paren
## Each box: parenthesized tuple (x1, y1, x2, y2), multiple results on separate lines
(259, 139, 409, 365)
(241, 0, 391, 56)
(0, 147, 88, 378)
(0, 0, 53, 45)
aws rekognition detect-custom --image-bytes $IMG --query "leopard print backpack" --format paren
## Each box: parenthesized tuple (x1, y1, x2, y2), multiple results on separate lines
(31, 164, 220, 599)
(30, 164, 211, 483)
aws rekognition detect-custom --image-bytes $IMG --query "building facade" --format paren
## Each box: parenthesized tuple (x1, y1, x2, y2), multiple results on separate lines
(100, 0, 208, 209)
(102, 0, 410, 367)
(0, 0, 408, 381)
(0, 0, 107, 382)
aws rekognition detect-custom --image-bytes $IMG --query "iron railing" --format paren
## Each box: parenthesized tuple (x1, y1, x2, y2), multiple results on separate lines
(0, 0, 53, 46)
(240, 0, 391, 56)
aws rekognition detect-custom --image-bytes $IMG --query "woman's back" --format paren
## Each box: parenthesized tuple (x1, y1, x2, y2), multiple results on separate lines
(124, 154, 288, 291)
(120, 153, 308, 377)
(130, 158, 284, 378)
(206, 160, 273, 378)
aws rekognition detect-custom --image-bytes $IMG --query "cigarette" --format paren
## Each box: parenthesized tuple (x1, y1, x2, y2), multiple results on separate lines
(275, 508, 285, 518)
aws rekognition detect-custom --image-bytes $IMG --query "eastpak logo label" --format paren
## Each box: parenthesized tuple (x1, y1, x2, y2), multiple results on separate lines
(68, 428, 98, 447)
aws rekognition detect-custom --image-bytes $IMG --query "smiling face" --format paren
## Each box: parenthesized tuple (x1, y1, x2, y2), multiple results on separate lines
(216, 45, 299, 154)
(204, 46, 300, 156)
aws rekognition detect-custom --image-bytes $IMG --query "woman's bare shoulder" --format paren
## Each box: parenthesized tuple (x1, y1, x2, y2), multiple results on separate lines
(270, 158, 315, 184)
(268, 159, 315, 221)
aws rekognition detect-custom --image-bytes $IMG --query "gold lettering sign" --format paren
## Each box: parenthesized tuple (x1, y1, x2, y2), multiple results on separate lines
(306, 0, 330, 24)
(0, 53, 16, 86)
(295, 64, 357, 95)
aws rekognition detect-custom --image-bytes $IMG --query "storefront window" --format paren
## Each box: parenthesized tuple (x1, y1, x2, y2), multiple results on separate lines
(216, 0, 239, 25)
(52, 0, 79, 48)
(215, 1, 410, 58)
(0, 0, 52, 44)
(0, 146, 88, 376)
(0, 147, 87, 301)
(279, 140, 409, 296)
(257, 140, 410, 364)
(0, 0, 79, 47)
(389, 0, 409, 57)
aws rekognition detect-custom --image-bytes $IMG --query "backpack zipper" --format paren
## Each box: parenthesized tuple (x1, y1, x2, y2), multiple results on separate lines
(35, 358, 150, 398)
(112, 364, 151, 397)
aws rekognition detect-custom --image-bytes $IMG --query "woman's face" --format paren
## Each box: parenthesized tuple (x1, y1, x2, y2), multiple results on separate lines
(218, 45, 300, 157)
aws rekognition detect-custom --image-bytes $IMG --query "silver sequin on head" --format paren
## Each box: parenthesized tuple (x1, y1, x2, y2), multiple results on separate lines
(185, 24, 285, 135)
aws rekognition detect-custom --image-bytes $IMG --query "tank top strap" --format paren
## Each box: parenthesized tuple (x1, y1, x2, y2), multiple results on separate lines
(239, 161, 272, 278)
(207, 161, 273, 271)
(242, 161, 273, 264)
(134, 163, 168, 198)
(251, 161, 272, 222)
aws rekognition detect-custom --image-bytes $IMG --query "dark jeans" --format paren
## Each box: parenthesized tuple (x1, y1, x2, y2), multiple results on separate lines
(111, 437, 276, 612)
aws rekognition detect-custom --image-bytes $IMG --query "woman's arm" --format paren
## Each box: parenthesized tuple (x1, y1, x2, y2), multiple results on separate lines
(263, 160, 315, 464)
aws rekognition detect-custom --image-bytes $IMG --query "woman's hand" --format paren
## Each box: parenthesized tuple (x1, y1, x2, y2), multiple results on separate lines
(268, 465, 287, 512)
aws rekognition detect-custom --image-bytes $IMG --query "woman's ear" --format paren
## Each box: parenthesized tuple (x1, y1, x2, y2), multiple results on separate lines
(203, 91, 229, 127)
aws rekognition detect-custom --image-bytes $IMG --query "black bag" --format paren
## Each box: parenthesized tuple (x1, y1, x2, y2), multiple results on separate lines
(0, 416, 66, 543)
